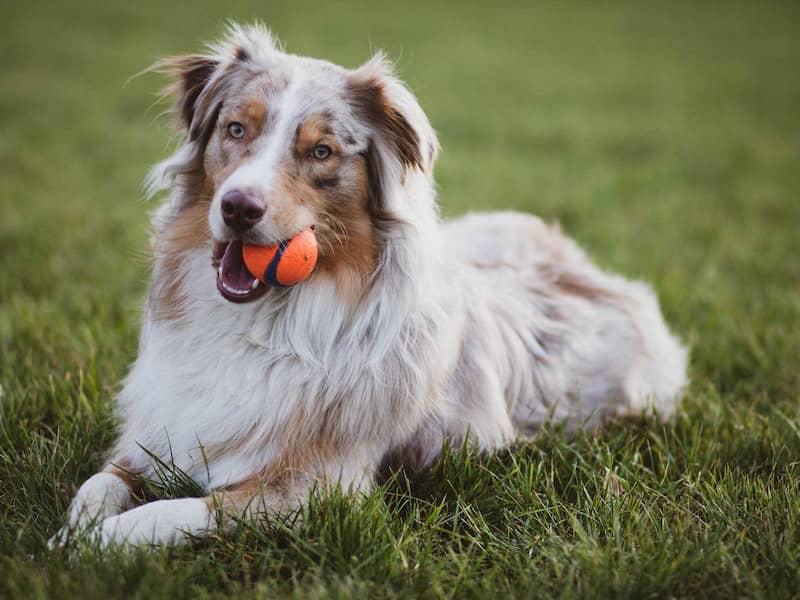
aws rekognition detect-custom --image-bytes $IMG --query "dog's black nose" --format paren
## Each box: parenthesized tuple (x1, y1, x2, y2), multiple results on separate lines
(221, 189, 266, 232)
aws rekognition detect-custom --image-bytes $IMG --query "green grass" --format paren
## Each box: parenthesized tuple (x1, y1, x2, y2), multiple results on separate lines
(2, 0, 800, 597)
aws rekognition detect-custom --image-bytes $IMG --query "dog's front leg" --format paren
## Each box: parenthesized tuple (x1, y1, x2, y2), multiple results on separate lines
(95, 481, 298, 547)
(96, 448, 378, 547)
(96, 496, 215, 547)
(50, 465, 138, 547)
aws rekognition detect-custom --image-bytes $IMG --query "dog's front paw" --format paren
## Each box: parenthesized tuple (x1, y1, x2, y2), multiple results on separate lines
(48, 516, 106, 550)
(48, 525, 81, 550)
(97, 498, 213, 548)
(49, 472, 133, 549)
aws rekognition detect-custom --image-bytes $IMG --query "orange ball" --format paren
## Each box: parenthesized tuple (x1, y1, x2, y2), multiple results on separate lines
(242, 226, 319, 287)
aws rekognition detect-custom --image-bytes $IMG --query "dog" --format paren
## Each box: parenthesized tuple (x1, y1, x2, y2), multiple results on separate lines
(53, 23, 687, 547)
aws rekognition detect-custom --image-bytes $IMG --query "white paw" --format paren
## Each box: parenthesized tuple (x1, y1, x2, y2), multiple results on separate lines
(97, 497, 213, 547)
(48, 526, 76, 550)
(50, 472, 132, 548)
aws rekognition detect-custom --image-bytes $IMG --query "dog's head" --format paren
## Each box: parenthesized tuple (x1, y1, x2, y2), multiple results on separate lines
(150, 24, 439, 305)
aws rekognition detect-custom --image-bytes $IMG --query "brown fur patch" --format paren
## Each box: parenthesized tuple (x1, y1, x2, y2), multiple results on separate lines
(347, 74, 422, 233)
(205, 413, 341, 518)
(231, 95, 268, 140)
(294, 114, 335, 157)
(348, 76, 423, 171)
(157, 54, 219, 130)
(554, 271, 611, 302)
(104, 459, 146, 507)
(150, 183, 213, 322)
(152, 254, 187, 322)
(286, 164, 376, 301)
(202, 95, 269, 189)
(274, 114, 379, 301)
(235, 46, 250, 62)
(243, 98, 267, 132)
(362, 140, 403, 234)
(104, 465, 139, 491)
(160, 194, 213, 251)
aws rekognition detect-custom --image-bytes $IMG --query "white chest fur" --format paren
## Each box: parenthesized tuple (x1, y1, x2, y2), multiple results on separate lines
(113, 247, 461, 491)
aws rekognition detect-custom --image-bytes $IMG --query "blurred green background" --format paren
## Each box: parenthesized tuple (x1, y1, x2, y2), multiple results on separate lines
(1, 0, 800, 597)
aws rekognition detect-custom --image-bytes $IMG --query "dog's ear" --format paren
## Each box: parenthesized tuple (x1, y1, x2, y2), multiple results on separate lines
(349, 54, 439, 177)
(349, 54, 440, 229)
(157, 54, 220, 134)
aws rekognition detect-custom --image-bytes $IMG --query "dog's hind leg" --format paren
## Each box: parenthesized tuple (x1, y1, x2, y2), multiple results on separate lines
(384, 336, 516, 474)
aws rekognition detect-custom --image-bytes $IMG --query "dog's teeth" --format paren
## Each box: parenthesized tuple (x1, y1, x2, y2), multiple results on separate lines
(251, 279, 260, 290)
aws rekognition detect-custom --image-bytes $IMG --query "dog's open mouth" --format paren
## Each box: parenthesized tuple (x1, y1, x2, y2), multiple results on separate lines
(213, 240, 269, 303)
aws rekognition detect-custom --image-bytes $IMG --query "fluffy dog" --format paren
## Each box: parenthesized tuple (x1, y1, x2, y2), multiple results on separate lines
(54, 24, 687, 547)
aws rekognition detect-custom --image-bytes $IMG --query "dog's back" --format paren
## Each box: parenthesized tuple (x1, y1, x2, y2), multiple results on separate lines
(443, 211, 686, 432)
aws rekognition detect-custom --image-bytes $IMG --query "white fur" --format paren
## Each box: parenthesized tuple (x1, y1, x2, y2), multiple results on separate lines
(210, 71, 318, 245)
(98, 498, 212, 547)
(49, 472, 131, 547)
(56, 24, 688, 548)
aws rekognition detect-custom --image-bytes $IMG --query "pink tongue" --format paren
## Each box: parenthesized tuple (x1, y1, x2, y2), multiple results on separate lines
(219, 240, 258, 294)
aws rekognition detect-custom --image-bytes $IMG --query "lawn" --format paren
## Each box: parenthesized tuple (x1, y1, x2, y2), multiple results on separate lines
(2, 0, 800, 597)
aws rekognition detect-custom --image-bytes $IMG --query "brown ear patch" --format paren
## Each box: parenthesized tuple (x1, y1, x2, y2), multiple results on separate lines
(348, 76, 423, 171)
(159, 55, 220, 130)
(361, 140, 401, 233)
(382, 104, 423, 170)
(348, 72, 424, 234)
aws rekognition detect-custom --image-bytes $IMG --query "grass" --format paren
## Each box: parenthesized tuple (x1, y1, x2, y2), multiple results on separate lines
(1, 0, 799, 597)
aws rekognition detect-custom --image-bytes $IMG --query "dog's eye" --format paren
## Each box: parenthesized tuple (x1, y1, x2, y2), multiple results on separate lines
(311, 145, 331, 160)
(227, 122, 246, 139)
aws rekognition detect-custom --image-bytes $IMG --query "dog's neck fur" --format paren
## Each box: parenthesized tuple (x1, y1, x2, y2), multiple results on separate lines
(146, 167, 447, 362)
(114, 167, 460, 490)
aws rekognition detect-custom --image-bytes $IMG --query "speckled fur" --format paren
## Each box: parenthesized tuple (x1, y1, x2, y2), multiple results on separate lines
(53, 23, 687, 548)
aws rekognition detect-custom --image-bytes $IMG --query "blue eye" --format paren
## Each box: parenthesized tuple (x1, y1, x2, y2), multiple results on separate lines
(227, 122, 245, 139)
(312, 144, 331, 160)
